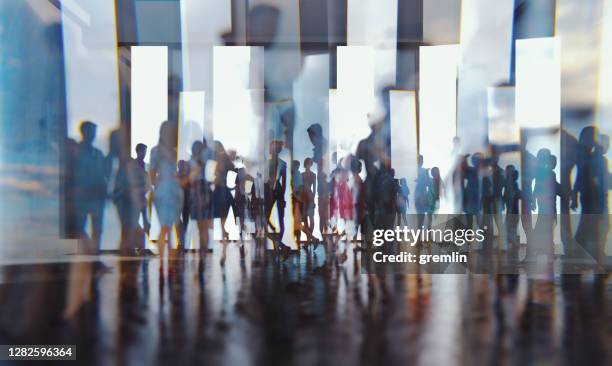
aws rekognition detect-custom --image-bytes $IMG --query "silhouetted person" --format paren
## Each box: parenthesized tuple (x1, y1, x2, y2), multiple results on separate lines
(398, 178, 410, 226)
(503, 165, 521, 259)
(265, 140, 289, 252)
(73, 121, 107, 253)
(150, 120, 182, 273)
(301, 158, 317, 245)
(351, 157, 366, 247)
(415, 155, 429, 229)
(234, 166, 252, 246)
(291, 160, 304, 244)
(177, 159, 190, 250)
(572, 127, 609, 262)
(135, 143, 147, 170)
(212, 141, 235, 242)
(426, 167, 443, 231)
(530, 149, 561, 260)
(491, 155, 505, 244)
(464, 153, 482, 230)
(188, 140, 213, 271)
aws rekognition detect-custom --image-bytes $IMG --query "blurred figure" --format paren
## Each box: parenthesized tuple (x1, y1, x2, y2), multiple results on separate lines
(134, 143, 151, 237)
(572, 127, 610, 262)
(177, 159, 190, 251)
(301, 157, 317, 245)
(503, 165, 521, 259)
(265, 141, 289, 252)
(291, 160, 304, 244)
(72, 121, 108, 253)
(149, 121, 183, 272)
(234, 166, 252, 246)
(188, 140, 213, 271)
(212, 141, 235, 242)
(426, 167, 443, 231)
(397, 178, 410, 226)
(530, 149, 561, 260)
(251, 172, 266, 239)
(490, 155, 505, 247)
(350, 157, 366, 248)
(112, 140, 151, 255)
(415, 155, 429, 230)
(464, 153, 482, 230)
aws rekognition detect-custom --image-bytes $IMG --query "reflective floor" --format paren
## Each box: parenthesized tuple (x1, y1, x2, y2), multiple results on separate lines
(0, 242, 611, 366)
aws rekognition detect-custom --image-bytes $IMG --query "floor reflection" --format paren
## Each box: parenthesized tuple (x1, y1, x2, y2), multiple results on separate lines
(0, 242, 611, 365)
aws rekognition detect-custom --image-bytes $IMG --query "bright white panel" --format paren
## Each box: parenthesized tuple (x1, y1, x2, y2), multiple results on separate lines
(390, 90, 418, 214)
(457, 0, 514, 152)
(487, 86, 519, 145)
(178, 91, 205, 162)
(131, 46, 168, 162)
(62, 0, 120, 153)
(212, 46, 264, 161)
(347, 0, 397, 90)
(333, 46, 376, 157)
(180, 0, 231, 138)
(515, 37, 561, 129)
(419, 45, 459, 177)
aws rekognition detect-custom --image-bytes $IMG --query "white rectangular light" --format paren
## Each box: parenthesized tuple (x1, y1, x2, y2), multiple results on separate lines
(515, 37, 561, 129)
(457, 0, 514, 152)
(131, 46, 168, 162)
(333, 46, 376, 158)
(62, 0, 119, 153)
(419, 44, 459, 176)
(347, 0, 397, 90)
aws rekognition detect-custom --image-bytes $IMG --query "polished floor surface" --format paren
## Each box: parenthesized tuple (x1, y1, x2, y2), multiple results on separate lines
(0, 241, 611, 366)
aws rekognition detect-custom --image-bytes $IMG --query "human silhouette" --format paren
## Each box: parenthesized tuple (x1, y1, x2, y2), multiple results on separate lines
(149, 120, 183, 272)
(212, 141, 235, 242)
(73, 121, 108, 253)
(415, 155, 430, 229)
(301, 157, 317, 245)
(265, 140, 289, 253)
(503, 164, 521, 259)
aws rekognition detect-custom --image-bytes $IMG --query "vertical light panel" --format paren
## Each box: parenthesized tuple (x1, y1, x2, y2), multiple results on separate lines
(131, 46, 168, 161)
(180, 0, 231, 139)
(487, 86, 519, 145)
(515, 37, 561, 129)
(178, 91, 205, 162)
(390, 90, 418, 214)
(212, 46, 264, 162)
(456, 0, 514, 152)
(332, 46, 376, 158)
(419, 45, 459, 178)
(516, 38, 561, 245)
(347, 0, 398, 91)
(62, 0, 120, 153)
(597, 0, 612, 227)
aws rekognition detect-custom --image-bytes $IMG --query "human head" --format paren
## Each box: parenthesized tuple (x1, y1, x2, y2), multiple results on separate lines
(417, 155, 424, 167)
(79, 121, 97, 144)
(269, 140, 283, 157)
(191, 140, 204, 158)
(304, 157, 313, 169)
(136, 143, 147, 160)
(307, 123, 323, 145)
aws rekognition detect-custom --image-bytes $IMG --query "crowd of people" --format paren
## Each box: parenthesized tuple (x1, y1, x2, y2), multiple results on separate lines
(63, 117, 612, 273)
